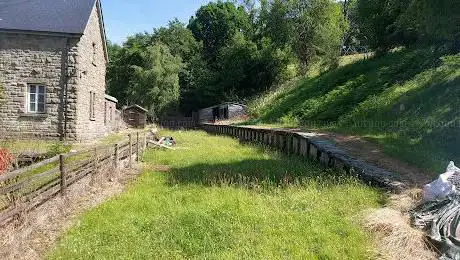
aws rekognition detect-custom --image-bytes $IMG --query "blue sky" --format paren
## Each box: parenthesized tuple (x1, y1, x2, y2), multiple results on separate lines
(101, 0, 212, 44)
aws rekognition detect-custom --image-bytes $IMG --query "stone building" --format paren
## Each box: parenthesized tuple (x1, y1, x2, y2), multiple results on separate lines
(0, 0, 119, 141)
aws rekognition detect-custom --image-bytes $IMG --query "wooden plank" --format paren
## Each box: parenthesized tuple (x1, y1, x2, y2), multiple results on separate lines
(136, 132, 140, 162)
(0, 155, 60, 182)
(0, 167, 59, 195)
(114, 143, 119, 169)
(129, 134, 133, 168)
(60, 154, 67, 196)
(66, 167, 94, 186)
(23, 178, 60, 202)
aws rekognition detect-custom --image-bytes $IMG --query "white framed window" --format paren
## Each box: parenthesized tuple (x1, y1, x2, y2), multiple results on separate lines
(27, 84, 46, 113)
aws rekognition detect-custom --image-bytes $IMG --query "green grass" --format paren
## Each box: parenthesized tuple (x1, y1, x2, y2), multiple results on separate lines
(0, 140, 71, 156)
(49, 130, 382, 259)
(248, 48, 460, 173)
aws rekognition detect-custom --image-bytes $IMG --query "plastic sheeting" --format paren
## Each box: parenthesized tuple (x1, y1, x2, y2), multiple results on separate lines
(412, 195, 460, 260)
(423, 162, 460, 201)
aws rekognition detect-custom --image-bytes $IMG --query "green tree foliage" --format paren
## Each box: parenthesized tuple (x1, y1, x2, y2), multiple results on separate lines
(356, 0, 414, 52)
(151, 20, 203, 113)
(291, 0, 347, 68)
(218, 33, 291, 99)
(355, 0, 460, 52)
(188, 2, 251, 63)
(259, 0, 294, 49)
(107, 36, 182, 117)
(404, 0, 460, 51)
(259, 0, 346, 69)
(128, 43, 182, 117)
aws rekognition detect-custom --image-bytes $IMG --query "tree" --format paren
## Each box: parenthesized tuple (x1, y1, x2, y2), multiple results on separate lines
(356, 0, 414, 52)
(188, 1, 251, 63)
(151, 20, 204, 113)
(291, 0, 347, 69)
(259, 0, 294, 49)
(218, 32, 291, 99)
(107, 38, 148, 106)
(152, 19, 202, 62)
(403, 0, 460, 51)
(128, 43, 182, 117)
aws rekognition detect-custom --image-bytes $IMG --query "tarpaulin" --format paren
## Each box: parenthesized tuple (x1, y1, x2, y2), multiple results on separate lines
(412, 195, 460, 260)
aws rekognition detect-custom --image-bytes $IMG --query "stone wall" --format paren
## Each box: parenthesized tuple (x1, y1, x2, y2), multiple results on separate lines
(73, 4, 108, 141)
(0, 33, 78, 139)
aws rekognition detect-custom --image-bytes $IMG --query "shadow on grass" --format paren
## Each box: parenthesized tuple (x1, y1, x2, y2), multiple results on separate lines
(165, 156, 379, 191)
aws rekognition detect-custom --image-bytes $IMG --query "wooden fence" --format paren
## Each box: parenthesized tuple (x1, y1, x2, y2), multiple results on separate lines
(201, 124, 406, 192)
(0, 132, 149, 226)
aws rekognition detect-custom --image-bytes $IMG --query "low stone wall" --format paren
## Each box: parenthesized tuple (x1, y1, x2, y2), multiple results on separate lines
(201, 124, 406, 192)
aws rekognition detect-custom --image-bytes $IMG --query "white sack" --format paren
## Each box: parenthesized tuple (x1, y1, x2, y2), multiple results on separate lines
(423, 162, 459, 201)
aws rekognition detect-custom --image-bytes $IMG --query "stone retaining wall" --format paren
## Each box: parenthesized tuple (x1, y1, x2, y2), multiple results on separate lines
(201, 124, 407, 192)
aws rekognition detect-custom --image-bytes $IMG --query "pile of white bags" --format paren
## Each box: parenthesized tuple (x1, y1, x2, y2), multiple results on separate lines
(423, 162, 460, 201)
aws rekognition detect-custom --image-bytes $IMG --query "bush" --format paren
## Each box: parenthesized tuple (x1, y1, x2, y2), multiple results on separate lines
(0, 148, 14, 174)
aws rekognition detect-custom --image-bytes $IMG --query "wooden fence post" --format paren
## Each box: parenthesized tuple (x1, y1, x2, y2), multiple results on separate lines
(136, 132, 140, 162)
(114, 143, 119, 169)
(143, 132, 147, 152)
(128, 134, 133, 168)
(60, 154, 67, 196)
(94, 147, 98, 172)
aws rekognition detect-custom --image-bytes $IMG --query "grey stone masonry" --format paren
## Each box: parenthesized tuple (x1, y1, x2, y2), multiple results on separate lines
(73, 4, 108, 141)
(0, 33, 77, 139)
(0, 3, 110, 141)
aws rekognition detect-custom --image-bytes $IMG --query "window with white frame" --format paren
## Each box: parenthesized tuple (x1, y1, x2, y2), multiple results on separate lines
(28, 84, 46, 113)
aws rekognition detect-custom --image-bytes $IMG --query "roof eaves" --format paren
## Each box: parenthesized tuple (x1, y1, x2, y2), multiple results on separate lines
(105, 94, 118, 103)
(124, 104, 148, 112)
(96, 0, 109, 63)
(0, 29, 82, 38)
(79, 0, 109, 63)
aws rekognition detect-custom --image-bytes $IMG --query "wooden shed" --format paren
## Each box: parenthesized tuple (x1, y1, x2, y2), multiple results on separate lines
(122, 105, 147, 129)
(198, 102, 247, 123)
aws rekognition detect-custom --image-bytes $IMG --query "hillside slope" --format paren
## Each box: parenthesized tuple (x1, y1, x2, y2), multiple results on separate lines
(248, 49, 460, 173)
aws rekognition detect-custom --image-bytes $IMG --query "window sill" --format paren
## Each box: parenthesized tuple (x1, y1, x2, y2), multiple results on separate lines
(20, 113, 48, 118)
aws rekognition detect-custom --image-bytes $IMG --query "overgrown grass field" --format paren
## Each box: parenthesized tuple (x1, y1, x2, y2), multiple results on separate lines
(50, 131, 382, 259)
(248, 48, 460, 173)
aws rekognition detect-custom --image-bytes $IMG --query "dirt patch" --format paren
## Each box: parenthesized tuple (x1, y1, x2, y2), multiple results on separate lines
(318, 132, 434, 187)
(250, 126, 434, 187)
(151, 165, 171, 172)
(0, 164, 143, 260)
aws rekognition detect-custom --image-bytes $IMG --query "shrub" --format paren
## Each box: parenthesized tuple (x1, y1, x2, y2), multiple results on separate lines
(0, 148, 14, 174)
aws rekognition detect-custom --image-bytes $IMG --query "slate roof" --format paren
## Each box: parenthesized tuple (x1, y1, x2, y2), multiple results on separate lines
(0, 0, 97, 35)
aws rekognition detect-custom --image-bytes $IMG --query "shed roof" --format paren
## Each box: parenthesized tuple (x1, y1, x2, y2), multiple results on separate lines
(123, 105, 148, 113)
(104, 94, 118, 103)
(200, 102, 247, 111)
(0, 0, 97, 35)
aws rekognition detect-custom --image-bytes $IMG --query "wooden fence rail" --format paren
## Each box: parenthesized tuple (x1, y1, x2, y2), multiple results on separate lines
(0, 132, 150, 226)
(201, 124, 406, 192)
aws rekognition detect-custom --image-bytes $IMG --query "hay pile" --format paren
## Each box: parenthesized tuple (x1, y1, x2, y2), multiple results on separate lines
(363, 189, 438, 260)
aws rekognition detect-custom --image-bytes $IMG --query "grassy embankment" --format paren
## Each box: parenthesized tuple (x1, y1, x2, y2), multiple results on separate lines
(50, 130, 382, 259)
(248, 48, 460, 173)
